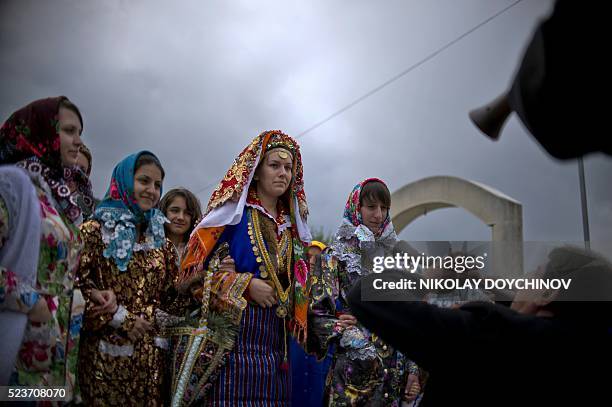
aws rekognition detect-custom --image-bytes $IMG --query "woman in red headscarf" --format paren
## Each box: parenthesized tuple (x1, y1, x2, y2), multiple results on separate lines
(0, 97, 112, 401)
(168, 130, 311, 406)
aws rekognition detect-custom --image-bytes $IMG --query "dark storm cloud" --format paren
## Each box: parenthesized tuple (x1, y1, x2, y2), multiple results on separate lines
(1, 0, 610, 244)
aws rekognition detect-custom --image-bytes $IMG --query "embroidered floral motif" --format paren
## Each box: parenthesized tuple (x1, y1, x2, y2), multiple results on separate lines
(94, 151, 168, 271)
(309, 178, 415, 406)
(97, 208, 167, 271)
(5, 182, 83, 400)
(1, 97, 93, 224)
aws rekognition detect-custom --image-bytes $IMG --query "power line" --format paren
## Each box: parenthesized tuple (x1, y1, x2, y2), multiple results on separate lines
(194, 180, 219, 197)
(193, 0, 524, 197)
(296, 0, 523, 138)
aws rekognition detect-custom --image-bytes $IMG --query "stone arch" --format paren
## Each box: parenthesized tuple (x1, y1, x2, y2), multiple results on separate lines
(391, 176, 523, 276)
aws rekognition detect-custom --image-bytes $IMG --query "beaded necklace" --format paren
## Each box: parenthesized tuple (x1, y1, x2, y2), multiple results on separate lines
(248, 207, 294, 370)
(248, 208, 293, 318)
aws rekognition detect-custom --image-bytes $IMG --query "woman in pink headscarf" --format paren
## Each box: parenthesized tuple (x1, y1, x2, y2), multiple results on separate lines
(308, 178, 421, 406)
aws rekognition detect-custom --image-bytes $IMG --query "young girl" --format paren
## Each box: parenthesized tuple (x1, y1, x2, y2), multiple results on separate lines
(159, 187, 202, 262)
(309, 178, 421, 406)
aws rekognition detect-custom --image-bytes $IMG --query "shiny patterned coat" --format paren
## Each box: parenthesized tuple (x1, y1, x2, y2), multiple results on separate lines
(77, 219, 186, 406)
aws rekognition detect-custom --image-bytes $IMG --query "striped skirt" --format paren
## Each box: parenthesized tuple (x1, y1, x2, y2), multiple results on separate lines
(208, 304, 291, 406)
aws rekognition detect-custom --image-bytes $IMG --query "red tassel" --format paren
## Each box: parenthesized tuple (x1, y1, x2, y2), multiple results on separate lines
(280, 361, 289, 371)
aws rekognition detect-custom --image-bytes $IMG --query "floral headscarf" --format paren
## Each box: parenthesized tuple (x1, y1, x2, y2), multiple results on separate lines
(93, 151, 167, 272)
(343, 177, 391, 234)
(332, 178, 397, 276)
(0, 96, 93, 224)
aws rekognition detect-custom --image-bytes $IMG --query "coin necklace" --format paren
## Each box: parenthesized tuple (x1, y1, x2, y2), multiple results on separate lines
(248, 208, 293, 319)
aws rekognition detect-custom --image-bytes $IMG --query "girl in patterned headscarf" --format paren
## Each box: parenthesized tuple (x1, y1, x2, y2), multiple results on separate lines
(309, 178, 422, 406)
(0, 97, 101, 400)
(77, 151, 187, 405)
(169, 130, 311, 406)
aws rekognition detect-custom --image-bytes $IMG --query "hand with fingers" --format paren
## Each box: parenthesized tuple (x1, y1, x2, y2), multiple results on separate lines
(248, 278, 277, 308)
(219, 255, 236, 273)
(336, 313, 358, 329)
(28, 297, 52, 323)
(90, 289, 118, 316)
(128, 315, 152, 342)
(404, 373, 421, 402)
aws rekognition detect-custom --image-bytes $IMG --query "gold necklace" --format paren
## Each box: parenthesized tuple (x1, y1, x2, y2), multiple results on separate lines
(248, 208, 292, 319)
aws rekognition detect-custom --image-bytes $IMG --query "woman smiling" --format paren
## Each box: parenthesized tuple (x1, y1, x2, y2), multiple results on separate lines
(0, 97, 97, 401)
(77, 151, 185, 405)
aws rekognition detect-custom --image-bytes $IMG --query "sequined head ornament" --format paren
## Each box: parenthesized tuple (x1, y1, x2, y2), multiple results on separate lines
(265, 131, 297, 158)
(206, 129, 307, 221)
(183, 129, 311, 272)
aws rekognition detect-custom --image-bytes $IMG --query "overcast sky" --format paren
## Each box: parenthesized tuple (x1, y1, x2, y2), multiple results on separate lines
(1, 0, 610, 249)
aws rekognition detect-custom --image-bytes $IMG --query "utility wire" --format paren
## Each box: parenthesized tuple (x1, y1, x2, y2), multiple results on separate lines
(193, 0, 524, 197)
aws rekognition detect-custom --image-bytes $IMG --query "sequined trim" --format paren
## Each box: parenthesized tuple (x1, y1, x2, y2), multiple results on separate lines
(172, 335, 204, 407)
(331, 219, 397, 276)
(340, 327, 378, 361)
(109, 304, 128, 329)
(99, 340, 134, 357)
(154, 336, 169, 349)
(155, 308, 184, 328)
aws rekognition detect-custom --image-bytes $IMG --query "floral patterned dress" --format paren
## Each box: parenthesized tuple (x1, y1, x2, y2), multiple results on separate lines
(0, 177, 84, 401)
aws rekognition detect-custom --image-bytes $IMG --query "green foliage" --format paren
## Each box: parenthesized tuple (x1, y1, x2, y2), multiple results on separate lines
(310, 226, 334, 246)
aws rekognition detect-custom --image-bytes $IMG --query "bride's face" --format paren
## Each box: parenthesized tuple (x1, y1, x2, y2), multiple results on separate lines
(255, 149, 293, 199)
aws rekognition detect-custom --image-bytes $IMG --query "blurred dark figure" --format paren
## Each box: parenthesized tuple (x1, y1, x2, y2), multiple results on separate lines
(356, 1, 612, 404)
(348, 246, 612, 405)
(470, 0, 611, 159)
